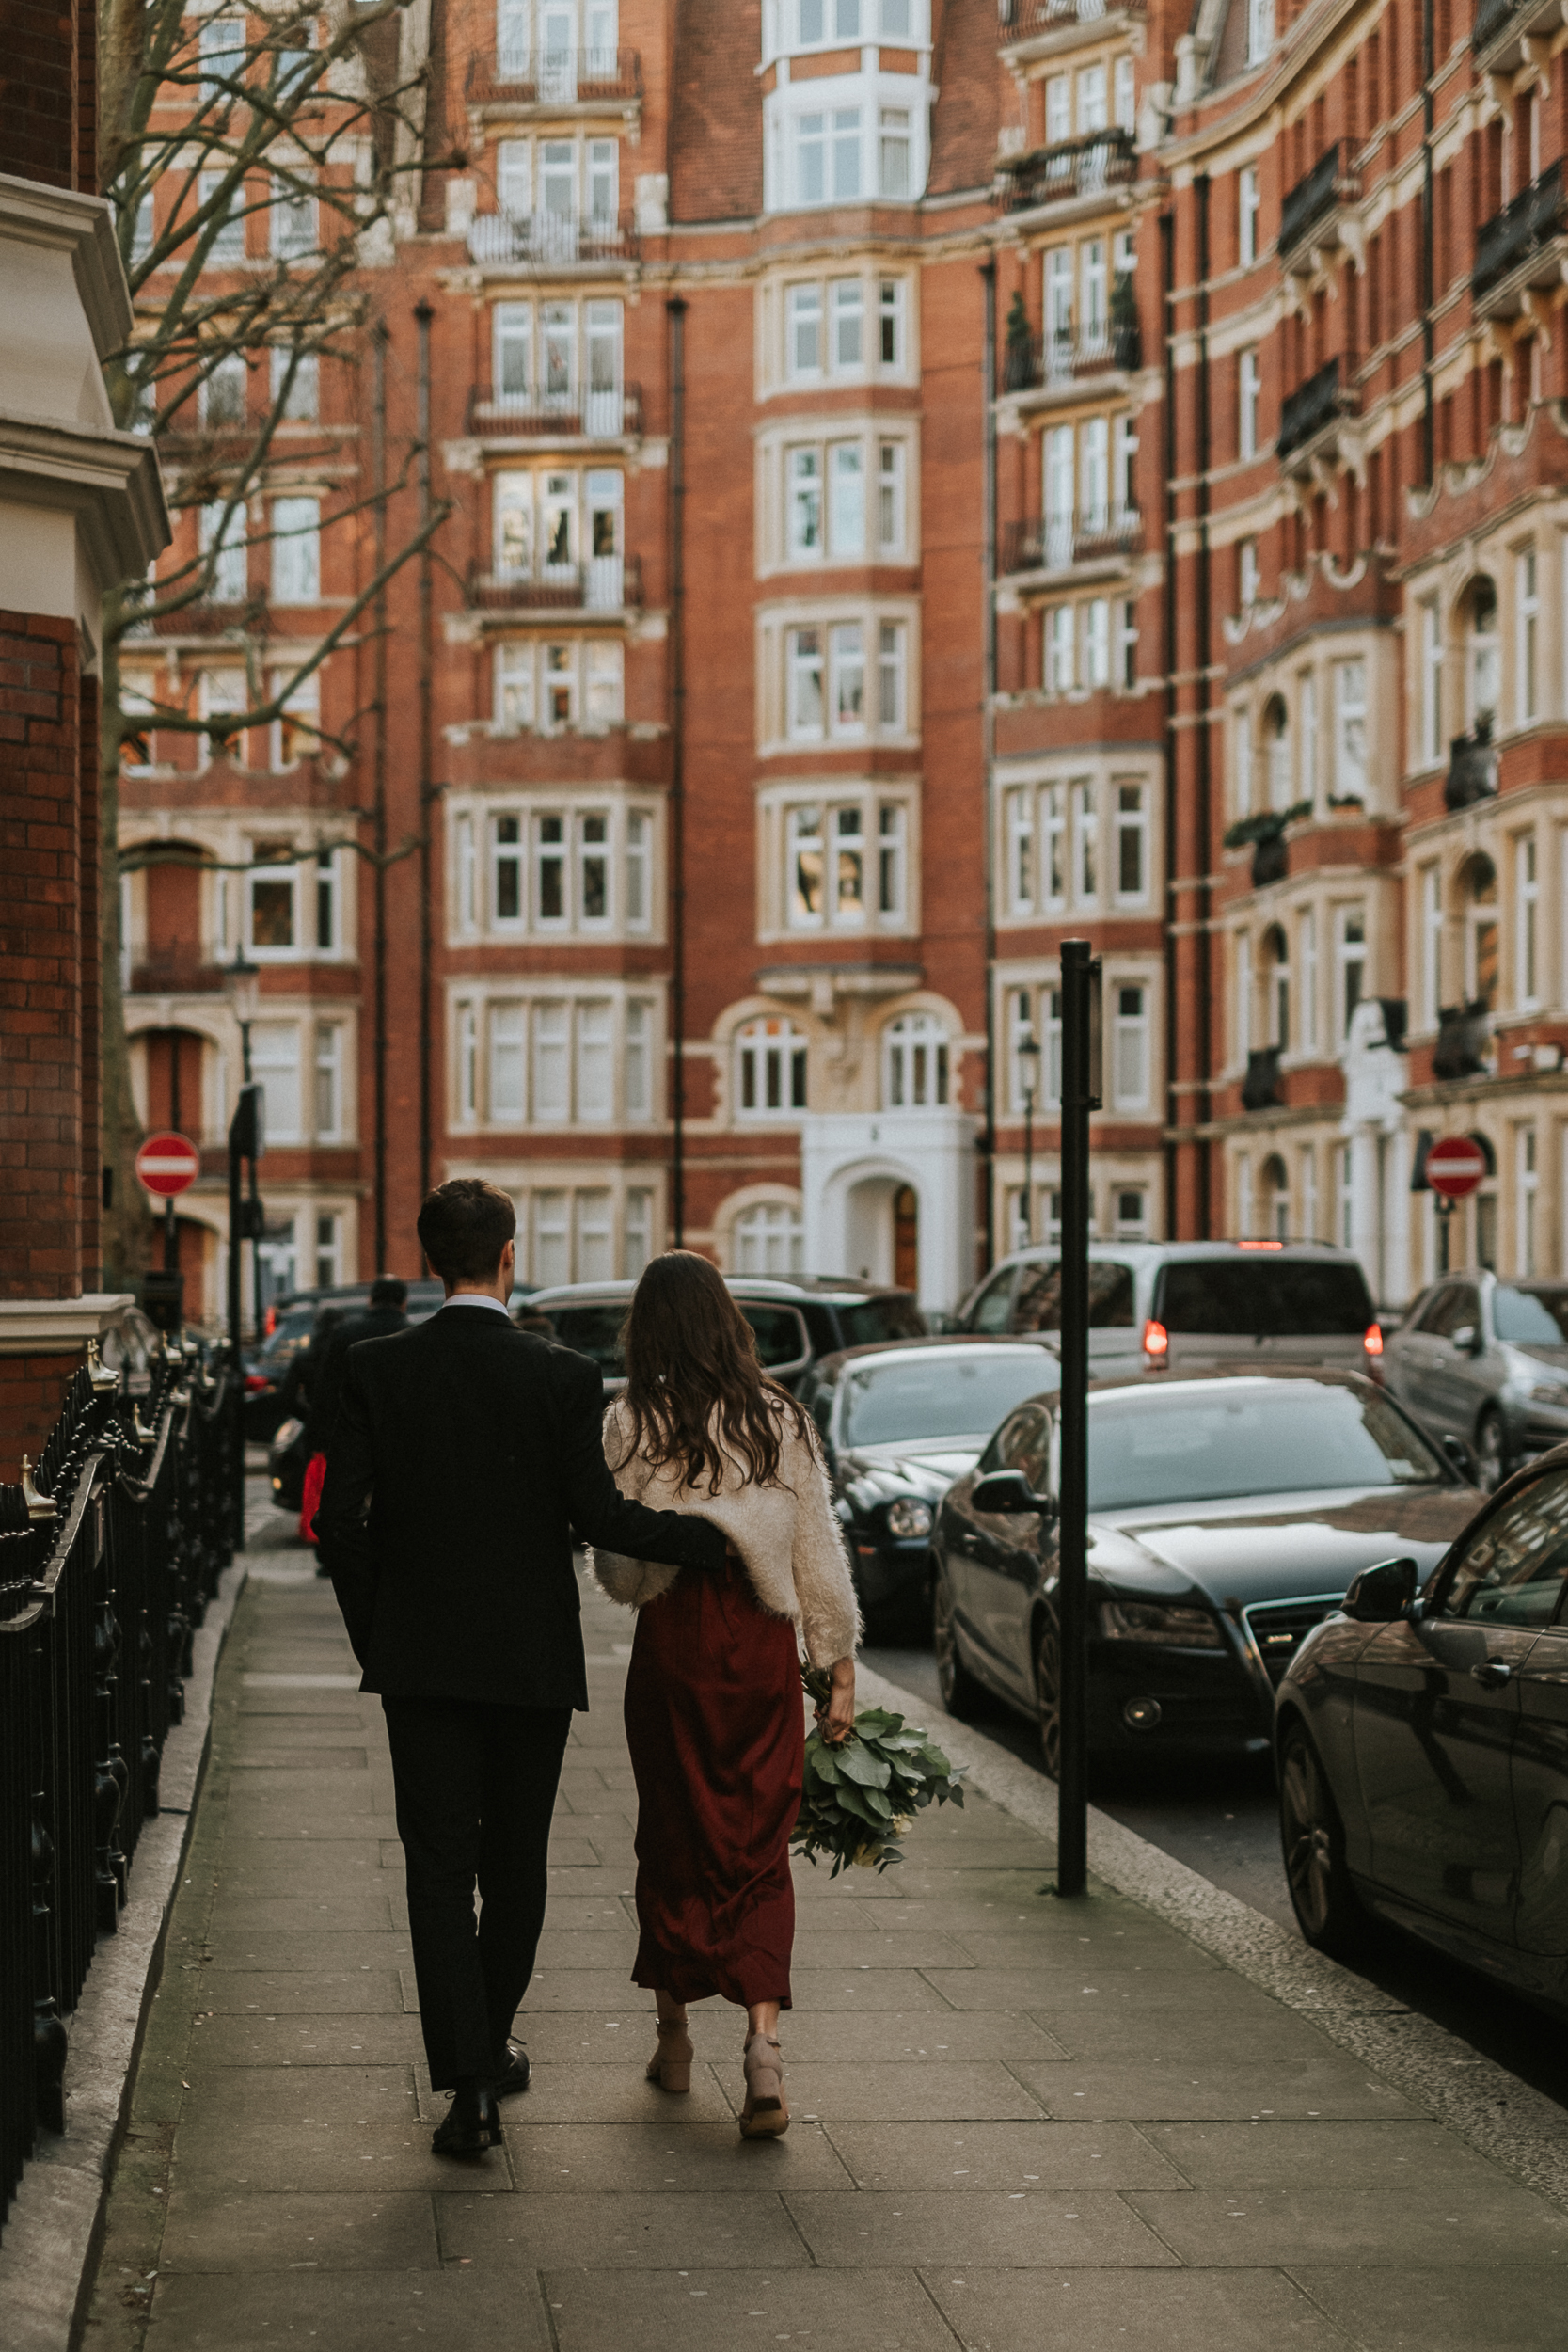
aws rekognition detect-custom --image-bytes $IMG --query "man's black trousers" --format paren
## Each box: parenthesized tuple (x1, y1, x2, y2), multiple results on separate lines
(381, 1696, 572, 2091)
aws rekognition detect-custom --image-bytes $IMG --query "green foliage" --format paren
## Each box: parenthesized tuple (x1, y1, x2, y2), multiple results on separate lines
(1221, 800, 1312, 850)
(794, 1665, 966, 1878)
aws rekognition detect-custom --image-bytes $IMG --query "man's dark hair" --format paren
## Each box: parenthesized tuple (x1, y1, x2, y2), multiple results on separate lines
(369, 1276, 407, 1308)
(417, 1179, 517, 1285)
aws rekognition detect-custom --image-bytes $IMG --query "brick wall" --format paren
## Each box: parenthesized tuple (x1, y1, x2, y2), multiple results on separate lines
(0, 1354, 78, 1486)
(0, 0, 93, 194)
(0, 612, 91, 1304)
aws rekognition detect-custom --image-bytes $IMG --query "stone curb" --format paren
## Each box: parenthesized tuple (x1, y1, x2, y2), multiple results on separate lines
(0, 1525, 255, 2352)
(857, 1661, 1568, 2215)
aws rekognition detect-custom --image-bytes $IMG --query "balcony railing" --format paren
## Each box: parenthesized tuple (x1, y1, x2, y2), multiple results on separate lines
(1474, 0, 1521, 45)
(1277, 356, 1356, 459)
(997, 129, 1137, 214)
(1433, 1002, 1493, 1082)
(144, 596, 272, 640)
(1001, 508, 1142, 574)
(1445, 727, 1499, 811)
(129, 952, 230, 996)
(1242, 1046, 1283, 1111)
(0, 1343, 240, 2232)
(467, 210, 639, 266)
(467, 384, 643, 438)
(1001, 0, 1147, 29)
(1002, 320, 1141, 392)
(466, 45, 641, 104)
(467, 553, 642, 612)
(1473, 160, 1566, 302)
(1279, 141, 1358, 259)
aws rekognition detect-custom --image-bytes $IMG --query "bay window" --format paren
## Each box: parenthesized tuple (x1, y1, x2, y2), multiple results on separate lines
(783, 794, 911, 931)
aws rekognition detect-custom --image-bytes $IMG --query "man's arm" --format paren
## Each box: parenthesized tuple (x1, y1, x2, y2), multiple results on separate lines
(555, 1353, 727, 1571)
(315, 1352, 379, 1663)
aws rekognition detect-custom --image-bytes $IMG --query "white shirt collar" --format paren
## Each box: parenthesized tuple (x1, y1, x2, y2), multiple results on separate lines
(441, 1293, 511, 1316)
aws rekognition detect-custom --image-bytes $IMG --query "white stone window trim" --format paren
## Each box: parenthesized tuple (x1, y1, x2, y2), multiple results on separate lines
(755, 775, 922, 943)
(446, 982, 662, 1132)
(446, 792, 657, 943)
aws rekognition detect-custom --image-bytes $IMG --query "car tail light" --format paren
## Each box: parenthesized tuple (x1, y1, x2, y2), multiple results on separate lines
(264, 1304, 278, 1338)
(1143, 1318, 1169, 1362)
(245, 1374, 273, 1393)
(1364, 1322, 1384, 1357)
(1237, 1238, 1283, 1249)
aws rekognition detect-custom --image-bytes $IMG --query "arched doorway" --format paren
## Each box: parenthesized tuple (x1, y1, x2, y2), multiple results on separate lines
(893, 1185, 919, 1291)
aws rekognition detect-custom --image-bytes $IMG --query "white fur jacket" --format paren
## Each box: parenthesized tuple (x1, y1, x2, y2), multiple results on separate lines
(590, 1396, 862, 1668)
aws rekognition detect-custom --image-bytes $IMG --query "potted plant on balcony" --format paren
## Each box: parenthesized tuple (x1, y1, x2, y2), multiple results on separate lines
(1222, 801, 1312, 887)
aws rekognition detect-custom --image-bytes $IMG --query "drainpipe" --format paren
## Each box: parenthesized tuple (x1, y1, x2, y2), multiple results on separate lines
(372, 319, 389, 1272)
(1195, 175, 1213, 1236)
(1421, 0, 1435, 482)
(667, 296, 688, 1250)
(415, 300, 434, 1216)
(1161, 211, 1179, 1240)
(981, 259, 998, 1275)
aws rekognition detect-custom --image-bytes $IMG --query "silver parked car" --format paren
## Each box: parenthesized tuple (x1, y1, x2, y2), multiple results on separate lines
(1382, 1270, 1568, 1490)
(954, 1239, 1384, 1381)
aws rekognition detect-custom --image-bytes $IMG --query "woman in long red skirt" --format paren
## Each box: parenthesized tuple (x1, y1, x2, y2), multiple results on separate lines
(593, 1253, 861, 2137)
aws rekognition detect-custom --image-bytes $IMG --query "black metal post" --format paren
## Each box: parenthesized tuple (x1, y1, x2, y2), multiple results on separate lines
(1022, 1086, 1034, 1244)
(1056, 939, 1099, 1899)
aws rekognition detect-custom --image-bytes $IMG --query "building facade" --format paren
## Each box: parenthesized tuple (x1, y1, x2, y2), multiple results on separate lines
(116, 0, 1568, 1325)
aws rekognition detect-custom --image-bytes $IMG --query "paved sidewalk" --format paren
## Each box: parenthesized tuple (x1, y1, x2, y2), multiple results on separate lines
(86, 1539, 1568, 2351)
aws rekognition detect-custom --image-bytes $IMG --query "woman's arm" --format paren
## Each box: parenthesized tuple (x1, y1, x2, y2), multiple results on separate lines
(818, 1655, 856, 1745)
(787, 1424, 863, 1668)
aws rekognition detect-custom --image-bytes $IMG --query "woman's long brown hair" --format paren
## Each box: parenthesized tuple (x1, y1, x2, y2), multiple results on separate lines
(616, 1251, 816, 1491)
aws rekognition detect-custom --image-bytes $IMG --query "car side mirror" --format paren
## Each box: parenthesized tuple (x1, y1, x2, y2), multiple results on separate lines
(973, 1469, 1055, 1520)
(1450, 1326, 1483, 1356)
(1342, 1556, 1418, 1622)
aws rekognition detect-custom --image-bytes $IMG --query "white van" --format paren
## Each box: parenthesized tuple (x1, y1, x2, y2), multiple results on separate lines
(954, 1240, 1384, 1379)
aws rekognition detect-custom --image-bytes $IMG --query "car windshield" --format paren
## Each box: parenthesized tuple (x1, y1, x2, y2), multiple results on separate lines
(835, 1295, 928, 1347)
(1156, 1258, 1374, 1337)
(844, 1351, 1059, 1448)
(1495, 1286, 1568, 1345)
(1085, 1381, 1445, 1511)
(538, 1303, 626, 1370)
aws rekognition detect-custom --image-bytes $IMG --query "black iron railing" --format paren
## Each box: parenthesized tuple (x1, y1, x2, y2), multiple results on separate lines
(997, 129, 1137, 214)
(466, 45, 641, 103)
(1473, 0, 1527, 54)
(1473, 160, 1566, 301)
(1002, 0, 1146, 31)
(467, 552, 643, 612)
(0, 1341, 240, 2232)
(1446, 727, 1499, 809)
(1002, 318, 1141, 391)
(1278, 356, 1354, 458)
(1279, 141, 1356, 258)
(1000, 509, 1142, 573)
(467, 210, 639, 265)
(467, 383, 644, 437)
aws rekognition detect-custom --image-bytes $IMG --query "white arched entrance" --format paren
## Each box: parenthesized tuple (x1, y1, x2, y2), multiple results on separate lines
(800, 1109, 977, 1311)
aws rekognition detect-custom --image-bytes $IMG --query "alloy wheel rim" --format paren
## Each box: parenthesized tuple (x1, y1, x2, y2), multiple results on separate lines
(933, 1579, 958, 1703)
(1036, 1618, 1061, 1781)
(1477, 1417, 1503, 1489)
(1280, 1741, 1332, 1936)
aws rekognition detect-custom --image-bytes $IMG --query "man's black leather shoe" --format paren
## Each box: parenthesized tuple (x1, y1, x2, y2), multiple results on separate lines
(432, 2084, 503, 2156)
(494, 2041, 531, 2097)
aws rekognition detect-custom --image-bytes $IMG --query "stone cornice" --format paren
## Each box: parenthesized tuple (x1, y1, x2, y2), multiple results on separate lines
(0, 405, 170, 581)
(0, 1295, 135, 1358)
(0, 171, 133, 363)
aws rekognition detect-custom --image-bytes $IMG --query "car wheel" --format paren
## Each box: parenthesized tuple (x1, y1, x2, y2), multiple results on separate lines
(932, 1565, 990, 1720)
(1474, 1407, 1507, 1494)
(1034, 1608, 1062, 1782)
(1277, 1716, 1365, 1959)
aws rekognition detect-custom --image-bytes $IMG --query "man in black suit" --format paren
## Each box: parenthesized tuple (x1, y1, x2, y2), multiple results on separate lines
(317, 1179, 727, 2156)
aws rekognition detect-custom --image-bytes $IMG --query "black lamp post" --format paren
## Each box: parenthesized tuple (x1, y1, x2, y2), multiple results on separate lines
(1018, 1021, 1042, 1247)
(222, 946, 264, 1342)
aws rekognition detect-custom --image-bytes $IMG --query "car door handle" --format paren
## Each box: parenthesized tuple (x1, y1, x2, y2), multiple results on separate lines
(1471, 1660, 1513, 1687)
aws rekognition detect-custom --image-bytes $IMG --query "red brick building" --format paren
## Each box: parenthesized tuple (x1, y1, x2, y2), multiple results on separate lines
(115, 0, 1568, 1323)
(0, 1, 167, 1474)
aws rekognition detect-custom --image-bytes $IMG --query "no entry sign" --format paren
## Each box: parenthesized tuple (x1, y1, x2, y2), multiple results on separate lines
(135, 1132, 200, 1200)
(1426, 1135, 1486, 1201)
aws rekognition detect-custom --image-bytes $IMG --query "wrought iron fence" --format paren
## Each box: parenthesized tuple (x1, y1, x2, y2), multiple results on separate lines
(0, 1340, 240, 2233)
(996, 130, 1137, 214)
(1279, 141, 1356, 258)
(1472, 160, 1565, 301)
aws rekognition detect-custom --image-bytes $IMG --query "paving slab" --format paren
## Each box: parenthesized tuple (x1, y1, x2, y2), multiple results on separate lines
(435, 2187, 809, 2267)
(144, 2268, 554, 2347)
(927, 1965, 1266, 2010)
(540, 2265, 958, 2352)
(1142, 2117, 1513, 2189)
(1018, 2058, 1421, 2121)
(778, 2060, 1044, 2122)
(198, 1970, 406, 2013)
(784, 2185, 1178, 2265)
(175, 2063, 419, 2124)
(823, 2117, 1183, 2189)
(1293, 2264, 1568, 2349)
(502, 2120, 856, 2193)
(159, 2185, 438, 2272)
(920, 2265, 1359, 2351)
(414, 2060, 738, 2126)
(1125, 2185, 1568, 2265)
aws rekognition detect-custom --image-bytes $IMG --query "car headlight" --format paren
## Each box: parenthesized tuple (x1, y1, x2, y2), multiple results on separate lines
(884, 1498, 934, 1539)
(1530, 1381, 1568, 1406)
(274, 1417, 303, 1449)
(1098, 1598, 1226, 1649)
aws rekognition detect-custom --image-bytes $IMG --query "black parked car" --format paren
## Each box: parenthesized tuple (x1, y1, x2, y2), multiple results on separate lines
(800, 1337, 1062, 1637)
(933, 1369, 1479, 1774)
(524, 1275, 927, 1398)
(264, 1279, 449, 1506)
(1276, 1444, 1568, 2006)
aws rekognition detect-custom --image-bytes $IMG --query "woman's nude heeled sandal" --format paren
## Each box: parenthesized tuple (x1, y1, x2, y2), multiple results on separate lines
(738, 2033, 789, 2138)
(645, 2019, 694, 2093)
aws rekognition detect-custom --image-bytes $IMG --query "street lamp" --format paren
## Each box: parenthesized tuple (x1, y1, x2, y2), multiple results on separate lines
(222, 945, 264, 1338)
(1017, 1022, 1042, 1246)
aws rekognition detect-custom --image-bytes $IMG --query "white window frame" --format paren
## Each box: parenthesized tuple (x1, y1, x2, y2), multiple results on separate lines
(732, 1200, 805, 1276)
(1420, 596, 1444, 766)
(1332, 660, 1368, 803)
(736, 1018, 808, 1119)
(1238, 346, 1261, 460)
(883, 1011, 949, 1110)
(271, 494, 321, 604)
(1239, 165, 1260, 265)
(1420, 864, 1442, 1030)
(1336, 905, 1367, 1041)
(1517, 832, 1540, 1007)
(1110, 980, 1149, 1111)
(1113, 781, 1148, 905)
(1297, 906, 1318, 1054)
(250, 1021, 302, 1143)
(1518, 544, 1540, 726)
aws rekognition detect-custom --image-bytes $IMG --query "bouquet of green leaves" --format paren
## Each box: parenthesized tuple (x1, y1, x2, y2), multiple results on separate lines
(793, 1665, 966, 1875)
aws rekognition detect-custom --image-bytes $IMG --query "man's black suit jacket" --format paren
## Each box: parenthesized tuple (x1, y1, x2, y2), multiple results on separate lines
(316, 1304, 726, 1708)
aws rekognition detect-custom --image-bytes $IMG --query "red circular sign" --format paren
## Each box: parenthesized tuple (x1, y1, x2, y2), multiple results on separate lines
(135, 1132, 200, 1199)
(1426, 1136, 1486, 1201)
